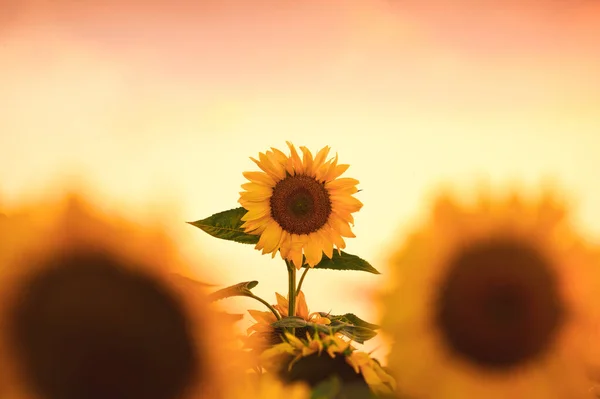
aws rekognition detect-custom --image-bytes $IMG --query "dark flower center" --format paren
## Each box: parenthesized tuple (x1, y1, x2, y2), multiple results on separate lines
(280, 352, 368, 389)
(270, 175, 332, 235)
(435, 239, 563, 371)
(9, 251, 199, 399)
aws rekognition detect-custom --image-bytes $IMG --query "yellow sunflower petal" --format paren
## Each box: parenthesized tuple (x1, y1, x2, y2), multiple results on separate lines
(241, 216, 271, 233)
(332, 208, 355, 224)
(324, 163, 350, 182)
(248, 309, 277, 324)
(330, 194, 363, 211)
(257, 152, 286, 181)
(285, 333, 306, 349)
(286, 141, 304, 175)
(325, 177, 360, 191)
(329, 230, 347, 251)
(299, 146, 314, 176)
(270, 147, 289, 162)
(296, 290, 310, 320)
(242, 171, 275, 186)
(241, 182, 272, 193)
(304, 232, 325, 266)
(291, 249, 305, 269)
(238, 200, 270, 217)
(266, 148, 288, 168)
(274, 292, 289, 318)
(328, 215, 356, 238)
(256, 221, 283, 253)
(239, 184, 272, 201)
(312, 146, 331, 172)
(316, 228, 334, 259)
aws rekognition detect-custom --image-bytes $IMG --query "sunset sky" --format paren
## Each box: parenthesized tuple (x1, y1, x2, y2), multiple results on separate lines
(2, 0, 600, 357)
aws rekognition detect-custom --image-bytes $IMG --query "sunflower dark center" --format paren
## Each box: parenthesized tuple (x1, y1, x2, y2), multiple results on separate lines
(270, 175, 332, 235)
(435, 239, 563, 371)
(8, 251, 199, 399)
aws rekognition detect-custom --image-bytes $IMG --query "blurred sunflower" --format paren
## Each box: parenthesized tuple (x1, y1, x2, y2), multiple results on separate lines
(261, 332, 395, 396)
(245, 290, 331, 354)
(239, 142, 362, 268)
(381, 189, 600, 398)
(229, 374, 310, 399)
(0, 194, 245, 399)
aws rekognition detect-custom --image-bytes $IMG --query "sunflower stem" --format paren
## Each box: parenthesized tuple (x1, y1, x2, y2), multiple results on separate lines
(247, 294, 281, 321)
(286, 260, 297, 334)
(296, 267, 310, 296)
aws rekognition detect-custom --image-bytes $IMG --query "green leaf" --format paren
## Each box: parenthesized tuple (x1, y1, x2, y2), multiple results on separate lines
(308, 251, 380, 274)
(315, 313, 379, 343)
(321, 313, 380, 330)
(336, 325, 378, 344)
(188, 207, 259, 244)
(207, 280, 259, 301)
(271, 316, 308, 329)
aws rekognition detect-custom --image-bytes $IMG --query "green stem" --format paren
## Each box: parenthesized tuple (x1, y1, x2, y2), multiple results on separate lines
(296, 267, 310, 296)
(286, 260, 297, 334)
(247, 294, 281, 320)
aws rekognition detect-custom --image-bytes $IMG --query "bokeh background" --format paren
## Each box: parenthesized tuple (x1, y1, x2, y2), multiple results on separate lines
(2, 0, 600, 359)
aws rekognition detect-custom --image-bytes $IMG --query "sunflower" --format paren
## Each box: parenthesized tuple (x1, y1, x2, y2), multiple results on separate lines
(381, 189, 600, 398)
(244, 290, 331, 355)
(261, 332, 395, 396)
(239, 142, 362, 268)
(0, 194, 244, 399)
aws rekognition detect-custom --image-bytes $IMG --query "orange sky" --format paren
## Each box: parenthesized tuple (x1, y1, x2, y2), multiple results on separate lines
(2, 0, 600, 358)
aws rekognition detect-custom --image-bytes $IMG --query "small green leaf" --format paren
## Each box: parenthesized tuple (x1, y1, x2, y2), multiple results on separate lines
(188, 207, 259, 244)
(271, 316, 308, 329)
(336, 325, 378, 344)
(308, 251, 380, 274)
(321, 313, 380, 330)
(315, 313, 379, 343)
(207, 280, 259, 301)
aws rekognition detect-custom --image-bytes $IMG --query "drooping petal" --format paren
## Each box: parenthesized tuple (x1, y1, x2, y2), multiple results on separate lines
(256, 221, 283, 254)
(275, 292, 289, 317)
(296, 290, 310, 320)
(316, 228, 334, 259)
(304, 232, 325, 266)
(248, 310, 277, 325)
(328, 214, 356, 238)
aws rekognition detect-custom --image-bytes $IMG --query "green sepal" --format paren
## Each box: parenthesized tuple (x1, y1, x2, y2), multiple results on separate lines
(207, 280, 259, 301)
(320, 313, 380, 330)
(334, 325, 378, 344)
(318, 313, 379, 343)
(307, 251, 380, 274)
(272, 315, 378, 344)
(187, 207, 259, 244)
(270, 316, 308, 329)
